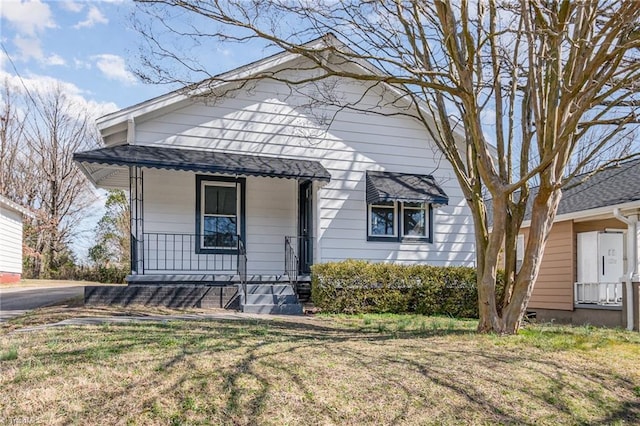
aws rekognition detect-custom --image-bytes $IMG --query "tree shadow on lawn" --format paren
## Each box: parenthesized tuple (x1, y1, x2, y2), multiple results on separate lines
(5, 318, 640, 425)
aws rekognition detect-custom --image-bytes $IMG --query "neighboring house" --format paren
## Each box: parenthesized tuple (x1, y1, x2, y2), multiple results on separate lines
(74, 35, 475, 313)
(519, 158, 640, 327)
(0, 195, 34, 284)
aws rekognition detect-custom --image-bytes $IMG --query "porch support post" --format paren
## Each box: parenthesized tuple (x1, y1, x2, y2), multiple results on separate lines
(314, 181, 322, 265)
(129, 166, 144, 275)
(614, 209, 639, 331)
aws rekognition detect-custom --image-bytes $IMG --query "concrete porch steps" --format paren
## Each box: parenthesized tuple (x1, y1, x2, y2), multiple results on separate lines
(239, 283, 303, 315)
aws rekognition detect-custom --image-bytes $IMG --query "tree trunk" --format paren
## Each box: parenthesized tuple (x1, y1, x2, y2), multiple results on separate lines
(476, 187, 562, 334)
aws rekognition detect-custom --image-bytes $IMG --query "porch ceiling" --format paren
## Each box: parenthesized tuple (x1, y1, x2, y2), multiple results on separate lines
(74, 144, 331, 184)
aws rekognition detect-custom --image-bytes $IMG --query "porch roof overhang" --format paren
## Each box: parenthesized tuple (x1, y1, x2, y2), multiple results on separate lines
(366, 171, 449, 206)
(74, 144, 331, 186)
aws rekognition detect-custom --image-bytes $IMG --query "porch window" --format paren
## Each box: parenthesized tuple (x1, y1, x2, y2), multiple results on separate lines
(367, 201, 431, 242)
(196, 176, 245, 254)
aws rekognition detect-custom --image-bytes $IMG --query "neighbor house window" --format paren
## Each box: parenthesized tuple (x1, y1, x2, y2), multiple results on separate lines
(196, 176, 245, 253)
(367, 201, 431, 242)
(516, 234, 525, 271)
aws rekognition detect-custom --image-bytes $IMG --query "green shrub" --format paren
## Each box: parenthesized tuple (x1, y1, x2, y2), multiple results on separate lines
(51, 265, 128, 284)
(312, 260, 504, 318)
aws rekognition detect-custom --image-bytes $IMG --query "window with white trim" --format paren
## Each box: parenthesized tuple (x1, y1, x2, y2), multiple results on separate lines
(367, 201, 431, 242)
(196, 176, 245, 253)
(516, 234, 525, 271)
(402, 202, 428, 238)
(369, 201, 397, 237)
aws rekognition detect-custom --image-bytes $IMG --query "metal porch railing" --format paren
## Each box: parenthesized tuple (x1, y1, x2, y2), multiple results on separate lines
(237, 237, 247, 303)
(574, 282, 623, 306)
(140, 233, 246, 275)
(284, 235, 313, 283)
(284, 236, 299, 283)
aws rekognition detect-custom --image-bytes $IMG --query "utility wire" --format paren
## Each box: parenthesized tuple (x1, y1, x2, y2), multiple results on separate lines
(1, 41, 47, 122)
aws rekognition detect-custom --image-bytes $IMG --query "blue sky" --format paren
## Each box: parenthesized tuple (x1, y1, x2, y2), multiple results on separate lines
(0, 0, 264, 260)
(0, 0, 261, 113)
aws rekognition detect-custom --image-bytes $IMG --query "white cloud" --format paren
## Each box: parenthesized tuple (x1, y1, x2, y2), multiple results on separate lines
(43, 54, 66, 66)
(91, 54, 137, 85)
(0, 0, 56, 36)
(73, 58, 92, 70)
(13, 36, 65, 67)
(0, 71, 119, 119)
(61, 1, 84, 13)
(73, 6, 108, 29)
(13, 36, 43, 62)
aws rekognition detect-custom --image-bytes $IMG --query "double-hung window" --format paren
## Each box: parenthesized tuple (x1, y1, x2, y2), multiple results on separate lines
(196, 176, 245, 253)
(369, 202, 397, 237)
(367, 201, 430, 242)
(402, 202, 427, 238)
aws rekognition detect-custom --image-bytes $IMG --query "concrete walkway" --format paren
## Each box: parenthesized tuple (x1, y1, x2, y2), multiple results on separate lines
(0, 285, 85, 322)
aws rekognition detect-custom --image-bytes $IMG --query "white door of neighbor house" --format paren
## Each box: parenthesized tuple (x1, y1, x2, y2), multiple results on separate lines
(576, 231, 624, 303)
(598, 233, 624, 302)
(598, 233, 624, 283)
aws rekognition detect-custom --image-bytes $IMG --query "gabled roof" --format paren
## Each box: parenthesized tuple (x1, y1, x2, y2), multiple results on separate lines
(0, 195, 35, 218)
(522, 158, 640, 221)
(96, 33, 467, 145)
(96, 35, 343, 133)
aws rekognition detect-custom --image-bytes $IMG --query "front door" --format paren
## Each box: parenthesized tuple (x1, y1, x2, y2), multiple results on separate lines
(298, 181, 313, 274)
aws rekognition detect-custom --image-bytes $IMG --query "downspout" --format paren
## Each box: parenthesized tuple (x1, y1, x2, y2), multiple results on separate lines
(613, 208, 638, 331)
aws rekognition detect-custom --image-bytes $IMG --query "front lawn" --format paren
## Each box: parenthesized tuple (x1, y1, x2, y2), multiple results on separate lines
(1, 311, 639, 425)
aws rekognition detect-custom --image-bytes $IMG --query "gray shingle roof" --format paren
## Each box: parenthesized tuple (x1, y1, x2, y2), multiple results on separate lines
(366, 171, 449, 206)
(524, 158, 640, 220)
(74, 144, 331, 182)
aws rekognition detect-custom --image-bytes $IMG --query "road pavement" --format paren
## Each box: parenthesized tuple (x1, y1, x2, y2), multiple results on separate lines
(0, 285, 84, 321)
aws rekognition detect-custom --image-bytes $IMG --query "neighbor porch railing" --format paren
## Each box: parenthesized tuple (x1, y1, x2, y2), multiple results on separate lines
(140, 233, 246, 276)
(574, 282, 623, 306)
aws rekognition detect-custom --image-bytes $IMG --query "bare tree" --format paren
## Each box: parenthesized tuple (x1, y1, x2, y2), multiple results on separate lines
(23, 86, 98, 276)
(133, 0, 640, 333)
(1, 81, 98, 277)
(0, 80, 28, 200)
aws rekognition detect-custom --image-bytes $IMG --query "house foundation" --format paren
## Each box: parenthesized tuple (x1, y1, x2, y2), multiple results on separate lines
(530, 306, 623, 328)
(84, 285, 239, 309)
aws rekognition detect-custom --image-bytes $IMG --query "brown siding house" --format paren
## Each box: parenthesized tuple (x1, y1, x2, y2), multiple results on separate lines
(519, 159, 640, 327)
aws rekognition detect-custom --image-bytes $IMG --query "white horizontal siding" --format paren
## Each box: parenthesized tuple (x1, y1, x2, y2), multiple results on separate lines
(141, 168, 296, 275)
(0, 207, 24, 274)
(133, 69, 475, 272)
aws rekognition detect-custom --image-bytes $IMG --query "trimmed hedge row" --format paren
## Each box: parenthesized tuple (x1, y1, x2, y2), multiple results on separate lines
(311, 260, 502, 318)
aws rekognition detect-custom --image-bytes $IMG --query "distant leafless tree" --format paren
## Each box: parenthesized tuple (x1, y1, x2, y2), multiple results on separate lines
(1, 82, 97, 277)
(0, 80, 28, 200)
(133, 0, 640, 334)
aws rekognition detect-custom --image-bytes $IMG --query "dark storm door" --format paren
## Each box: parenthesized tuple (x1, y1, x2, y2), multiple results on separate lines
(298, 181, 313, 274)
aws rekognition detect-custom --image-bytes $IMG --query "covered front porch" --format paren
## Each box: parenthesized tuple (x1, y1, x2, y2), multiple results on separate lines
(74, 144, 330, 313)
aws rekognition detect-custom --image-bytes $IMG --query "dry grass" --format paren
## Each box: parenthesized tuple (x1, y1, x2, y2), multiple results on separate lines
(1, 312, 639, 425)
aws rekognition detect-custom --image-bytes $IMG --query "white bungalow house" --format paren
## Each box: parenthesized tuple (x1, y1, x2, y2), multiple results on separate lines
(74, 36, 475, 313)
(0, 195, 34, 284)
